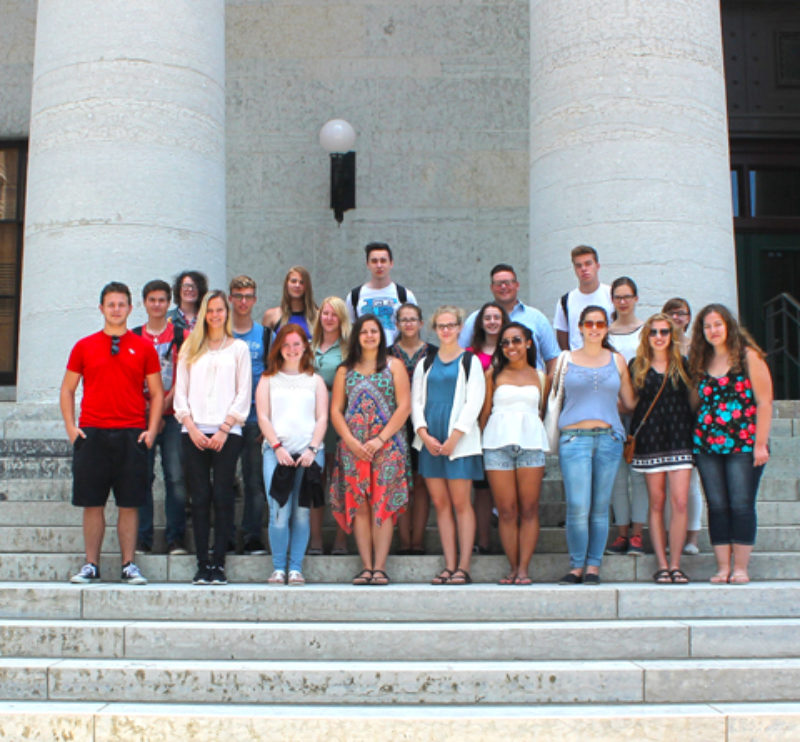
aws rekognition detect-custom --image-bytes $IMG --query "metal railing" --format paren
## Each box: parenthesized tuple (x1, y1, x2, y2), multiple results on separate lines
(763, 292, 800, 400)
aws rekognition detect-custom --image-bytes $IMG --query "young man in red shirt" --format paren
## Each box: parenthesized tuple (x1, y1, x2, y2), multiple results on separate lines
(60, 281, 163, 584)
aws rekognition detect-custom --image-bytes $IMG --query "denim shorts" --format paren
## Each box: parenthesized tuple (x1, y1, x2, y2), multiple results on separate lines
(483, 445, 546, 471)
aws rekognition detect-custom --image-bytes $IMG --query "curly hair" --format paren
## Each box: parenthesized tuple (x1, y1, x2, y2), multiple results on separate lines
(688, 304, 764, 384)
(630, 313, 690, 390)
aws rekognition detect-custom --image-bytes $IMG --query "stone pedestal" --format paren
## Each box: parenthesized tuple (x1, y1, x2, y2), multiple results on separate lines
(17, 0, 226, 403)
(528, 0, 736, 319)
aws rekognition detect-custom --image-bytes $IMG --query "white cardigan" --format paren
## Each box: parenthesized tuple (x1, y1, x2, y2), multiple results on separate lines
(411, 351, 485, 459)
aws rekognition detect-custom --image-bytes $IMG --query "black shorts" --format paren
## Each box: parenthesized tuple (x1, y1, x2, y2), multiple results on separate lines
(72, 427, 148, 508)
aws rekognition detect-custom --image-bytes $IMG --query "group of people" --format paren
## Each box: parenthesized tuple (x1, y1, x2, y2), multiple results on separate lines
(60, 243, 773, 588)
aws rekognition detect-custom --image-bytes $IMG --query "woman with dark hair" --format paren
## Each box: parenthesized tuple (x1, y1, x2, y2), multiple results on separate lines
(467, 301, 510, 554)
(557, 305, 636, 585)
(629, 313, 694, 583)
(173, 290, 251, 586)
(662, 296, 703, 554)
(169, 270, 208, 333)
(689, 303, 773, 584)
(413, 306, 485, 585)
(606, 276, 648, 557)
(329, 313, 411, 585)
(389, 303, 436, 555)
(262, 266, 318, 338)
(256, 324, 328, 586)
(479, 322, 548, 584)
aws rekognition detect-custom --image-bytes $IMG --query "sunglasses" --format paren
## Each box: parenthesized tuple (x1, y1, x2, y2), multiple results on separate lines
(110, 336, 121, 356)
(500, 336, 525, 348)
(649, 328, 671, 337)
(581, 320, 607, 329)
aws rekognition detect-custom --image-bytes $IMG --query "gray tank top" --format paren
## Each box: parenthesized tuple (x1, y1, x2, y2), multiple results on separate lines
(558, 355, 624, 437)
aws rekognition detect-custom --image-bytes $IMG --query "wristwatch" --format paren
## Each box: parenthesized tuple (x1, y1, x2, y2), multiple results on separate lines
(308, 445, 319, 454)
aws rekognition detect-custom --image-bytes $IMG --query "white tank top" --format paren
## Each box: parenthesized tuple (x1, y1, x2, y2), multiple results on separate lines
(482, 384, 549, 452)
(268, 371, 318, 453)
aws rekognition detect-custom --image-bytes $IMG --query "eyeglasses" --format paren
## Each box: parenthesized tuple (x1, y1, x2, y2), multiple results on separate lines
(612, 294, 636, 302)
(435, 322, 459, 331)
(181, 283, 197, 291)
(649, 328, 671, 337)
(491, 280, 516, 288)
(581, 320, 607, 329)
(110, 336, 121, 356)
(230, 293, 256, 302)
(398, 317, 420, 324)
(500, 336, 525, 348)
(669, 310, 689, 318)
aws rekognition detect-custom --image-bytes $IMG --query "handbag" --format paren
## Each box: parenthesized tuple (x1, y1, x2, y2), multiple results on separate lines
(543, 351, 570, 453)
(624, 371, 669, 464)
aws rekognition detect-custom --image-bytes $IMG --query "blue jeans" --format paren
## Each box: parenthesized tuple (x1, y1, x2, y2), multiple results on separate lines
(238, 422, 266, 541)
(263, 444, 325, 573)
(559, 429, 623, 569)
(695, 451, 765, 545)
(138, 415, 186, 545)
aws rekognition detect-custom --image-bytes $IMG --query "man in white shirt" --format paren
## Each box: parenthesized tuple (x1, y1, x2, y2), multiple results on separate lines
(554, 245, 614, 350)
(345, 242, 417, 345)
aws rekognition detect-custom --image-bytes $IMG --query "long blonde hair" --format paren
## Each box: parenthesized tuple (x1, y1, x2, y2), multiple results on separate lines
(311, 296, 351, 351)
(280, 266, 318, 328)
(630, 313, 690, 389)
(179, 290, 233, 365)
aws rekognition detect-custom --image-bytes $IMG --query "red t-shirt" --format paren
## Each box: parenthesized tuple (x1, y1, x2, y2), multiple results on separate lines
(67, 330, 161, 429)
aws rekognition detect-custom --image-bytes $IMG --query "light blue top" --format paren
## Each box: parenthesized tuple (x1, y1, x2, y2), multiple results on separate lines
(459, 300, 559, 370)
(233, 323, 267, 424)
(558, 356, 624, 438)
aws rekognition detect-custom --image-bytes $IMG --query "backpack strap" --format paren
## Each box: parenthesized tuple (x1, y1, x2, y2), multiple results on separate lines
(396, 283, 408, 304)
(560, 292, 569, 325)
(131, 325, 143, 336)
(350, 286, 361, 313)
(422, 345, 438, 373)
(461, 350, 474, 382)
(261, 325, 271, 365)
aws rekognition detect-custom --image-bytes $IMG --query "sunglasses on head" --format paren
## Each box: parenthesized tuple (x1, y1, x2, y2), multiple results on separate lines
(649, 328, 671, 337)
(582, 319, 607, 329)
(499, 335, 525, 348)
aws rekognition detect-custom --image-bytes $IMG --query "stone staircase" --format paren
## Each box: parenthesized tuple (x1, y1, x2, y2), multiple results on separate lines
(0, 401, 799, 739)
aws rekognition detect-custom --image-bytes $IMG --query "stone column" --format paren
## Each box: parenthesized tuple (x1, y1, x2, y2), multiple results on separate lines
(17, 0, 226, 403)
(529, 0, 736, 320)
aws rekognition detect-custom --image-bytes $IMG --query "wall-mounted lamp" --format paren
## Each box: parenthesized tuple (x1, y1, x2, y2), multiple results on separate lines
(319, 119, 356, 224)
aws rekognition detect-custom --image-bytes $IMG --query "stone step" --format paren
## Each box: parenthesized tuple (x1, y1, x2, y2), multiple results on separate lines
(2, 616, 799, 661)
(2, 550, 800, 582)
(3, 656, 800, 705)
(2, 582, 799, 622)
(3, 701, 800, 742)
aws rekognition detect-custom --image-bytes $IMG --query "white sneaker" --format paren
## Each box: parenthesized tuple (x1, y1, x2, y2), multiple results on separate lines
(683, 543, 700, 555)
(121, 562, 147, 585)
(70, 562, 100, 584)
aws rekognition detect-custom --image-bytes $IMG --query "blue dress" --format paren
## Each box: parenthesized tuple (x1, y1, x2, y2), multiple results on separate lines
(418, 355, 484, 480)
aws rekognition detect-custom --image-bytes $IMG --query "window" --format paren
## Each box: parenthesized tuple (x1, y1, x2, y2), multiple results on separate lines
(0, 141, 26, 386)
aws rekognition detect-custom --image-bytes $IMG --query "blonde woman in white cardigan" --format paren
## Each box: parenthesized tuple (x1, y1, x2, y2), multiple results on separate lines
(412, 306, 485, 585)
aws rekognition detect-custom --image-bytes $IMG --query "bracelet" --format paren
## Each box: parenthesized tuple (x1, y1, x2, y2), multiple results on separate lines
(272, 441, 282, 450)
(376, 433, 386, 444)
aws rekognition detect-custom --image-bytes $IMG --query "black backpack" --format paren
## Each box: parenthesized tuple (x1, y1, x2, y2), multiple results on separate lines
(350, 283, 408, 313)
(421, 346, 474, 381)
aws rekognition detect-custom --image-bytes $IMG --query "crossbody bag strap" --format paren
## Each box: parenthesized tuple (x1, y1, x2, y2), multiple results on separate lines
(631, 371, 669, 439)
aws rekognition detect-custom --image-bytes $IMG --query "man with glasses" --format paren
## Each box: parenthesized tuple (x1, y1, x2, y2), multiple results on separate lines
(229, 275, 270, 554)
(554, 245, 613, 350)
(60, 281, 163, 585)
(458, 263, 559, 373)
(132, 279, 189, 556)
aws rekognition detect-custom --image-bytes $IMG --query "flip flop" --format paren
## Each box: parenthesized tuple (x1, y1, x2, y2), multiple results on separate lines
(370, 569, 390, 585)
(729, 572, 750, 585)
(499, 573, 515, 585)
(513, 575, 532, 585)
(449, 568, 472, 585)
(710, 572, 730, 584)
(431, 568, 454, 585)
(670, 568, 690, 584)
(352, 568, 373, 585)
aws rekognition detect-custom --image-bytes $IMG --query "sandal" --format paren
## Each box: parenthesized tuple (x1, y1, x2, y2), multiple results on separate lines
(288, 570, 305, 586)
(670, 568, 690, 584)
(729, 572, 750, 585)
(653, 568, 672, 584)
(267, 570, 286, 585)
(499, 573, 515, 585)
(352, 568, 373, 585)
(431, 568, 454, 585)
(449, 568, 472, 585)
(370, 569, 390, 585)
(710, 571, 730, 584)
(513, 574, 532, 585)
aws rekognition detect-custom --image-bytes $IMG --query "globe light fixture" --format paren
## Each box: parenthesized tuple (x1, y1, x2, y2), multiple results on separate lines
(319, 119, 356, 224)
